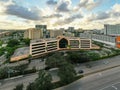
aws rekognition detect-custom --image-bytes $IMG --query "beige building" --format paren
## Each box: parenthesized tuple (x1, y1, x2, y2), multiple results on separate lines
(49, 30, 63, 38)
(30, 36, 100, 57)
(24, 28, 43, 39)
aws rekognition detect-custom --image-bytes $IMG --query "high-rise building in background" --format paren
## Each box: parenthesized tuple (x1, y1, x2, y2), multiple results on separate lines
(24, 25, 50, 39)
(35, 25, 50, 38)
(104, 24, 120, 36)
(49, 30, 64, 38)
(68, 27, 75, 32)
(24, 28, 43, 39)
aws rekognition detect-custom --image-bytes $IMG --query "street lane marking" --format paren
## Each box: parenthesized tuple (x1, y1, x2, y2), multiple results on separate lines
(112, 86, 117, 90)
(99, 82, 120, 90)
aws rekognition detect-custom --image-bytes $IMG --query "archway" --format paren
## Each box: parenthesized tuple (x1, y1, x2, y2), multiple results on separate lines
(59, 38, 68, 48)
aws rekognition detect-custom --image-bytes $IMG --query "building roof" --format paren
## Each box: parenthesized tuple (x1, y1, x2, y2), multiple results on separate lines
(11, 47, 29, 58)
(30, 36, 91, 44)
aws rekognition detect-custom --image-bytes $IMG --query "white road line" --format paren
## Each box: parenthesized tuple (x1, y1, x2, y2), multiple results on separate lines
(99, 82, 120, 90)
(112, 86, 117, 90)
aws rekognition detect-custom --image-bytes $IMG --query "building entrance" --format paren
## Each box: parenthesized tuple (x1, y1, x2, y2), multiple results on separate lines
(59, 38, 68, 48)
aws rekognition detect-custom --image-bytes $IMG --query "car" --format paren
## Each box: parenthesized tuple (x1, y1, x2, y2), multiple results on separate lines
(78, 70, 84, 74)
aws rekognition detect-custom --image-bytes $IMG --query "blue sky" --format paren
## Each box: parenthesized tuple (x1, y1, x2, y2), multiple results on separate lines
(0, 0, 120, 29)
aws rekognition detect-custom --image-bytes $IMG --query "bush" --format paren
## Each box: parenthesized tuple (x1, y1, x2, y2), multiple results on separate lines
(7, 39, 19, 47)
(66, 51, 90, 63)
(13, 84, 23, 90)
(23, 67, 36, 75)
(0, 67, 8, 79)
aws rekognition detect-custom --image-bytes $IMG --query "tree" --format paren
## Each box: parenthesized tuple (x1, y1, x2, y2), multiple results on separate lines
(22, 38, 30, 46)
(45, 53, 67, 68)
(58, 63, 76, 84)
(7, 39, 19, 47)
(5, 47, 16, 59)
(0, 40, 3, 46)
(26, 82, 35, 90)
(13, 84, 23, 90)
(0, 47, 5, 56)
(34, 70, 52, 90)
(0, 67, 8, 79)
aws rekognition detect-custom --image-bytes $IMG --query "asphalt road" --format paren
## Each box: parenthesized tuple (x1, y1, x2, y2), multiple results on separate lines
(0, 73, 38, 90)
(0, 70, 59, 90)
(55, 66, 120, 90)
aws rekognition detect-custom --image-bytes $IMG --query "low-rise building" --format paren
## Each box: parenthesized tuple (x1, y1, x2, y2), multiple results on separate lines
(30, 36, 99, 57)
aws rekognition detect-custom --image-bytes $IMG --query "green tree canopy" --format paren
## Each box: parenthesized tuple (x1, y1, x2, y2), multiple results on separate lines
(22, 38, 31, 46)
(58, 63, 76, 84)
(45, 53, 67, 68)
(34, 70, 52, 90)
(7, 39, 19, 47)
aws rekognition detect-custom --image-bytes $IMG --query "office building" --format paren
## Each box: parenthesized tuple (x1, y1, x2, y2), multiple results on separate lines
(49, 30, 63, 38)
(104, 24, 120, 36)
(80, 33, 120, 48)
(24, 28, 43, 39)
(68, 27, 75, 32)
(35, 25, 49, 38)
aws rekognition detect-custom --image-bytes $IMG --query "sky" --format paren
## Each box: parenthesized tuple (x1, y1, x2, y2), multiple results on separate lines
(0, 0, 120, 30)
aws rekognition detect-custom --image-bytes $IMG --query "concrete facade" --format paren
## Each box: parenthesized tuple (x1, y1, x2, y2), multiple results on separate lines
(49, 30, 63, 38)
(79, 33, 119, 47)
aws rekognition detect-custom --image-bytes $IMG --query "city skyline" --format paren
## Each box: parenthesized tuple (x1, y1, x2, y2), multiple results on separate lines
(0, 0, 120, 29)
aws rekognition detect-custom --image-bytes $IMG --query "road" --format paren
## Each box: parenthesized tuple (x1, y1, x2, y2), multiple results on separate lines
(0, 70, 59, 90)
(0, 73, 38, 90)
(55, 66, 120, 90)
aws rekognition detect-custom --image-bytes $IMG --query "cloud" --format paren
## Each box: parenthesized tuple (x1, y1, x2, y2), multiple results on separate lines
(54, 13, 82, 25)
(56, 0, 70, 12)
(96, 12, 110, 20)
(5, 4, 41, 20)
(78, 0, 103, 10)
(85, 11, 110, 22)
(109, 4, 120, 18)
(46, 0, 57, 5)
(43, 13, 62, 18)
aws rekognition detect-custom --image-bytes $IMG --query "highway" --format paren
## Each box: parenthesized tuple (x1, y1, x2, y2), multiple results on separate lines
(55, 66, 120, 90)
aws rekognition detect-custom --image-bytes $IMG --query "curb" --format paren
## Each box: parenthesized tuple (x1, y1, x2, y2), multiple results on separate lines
(3, 75, 23, 81)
